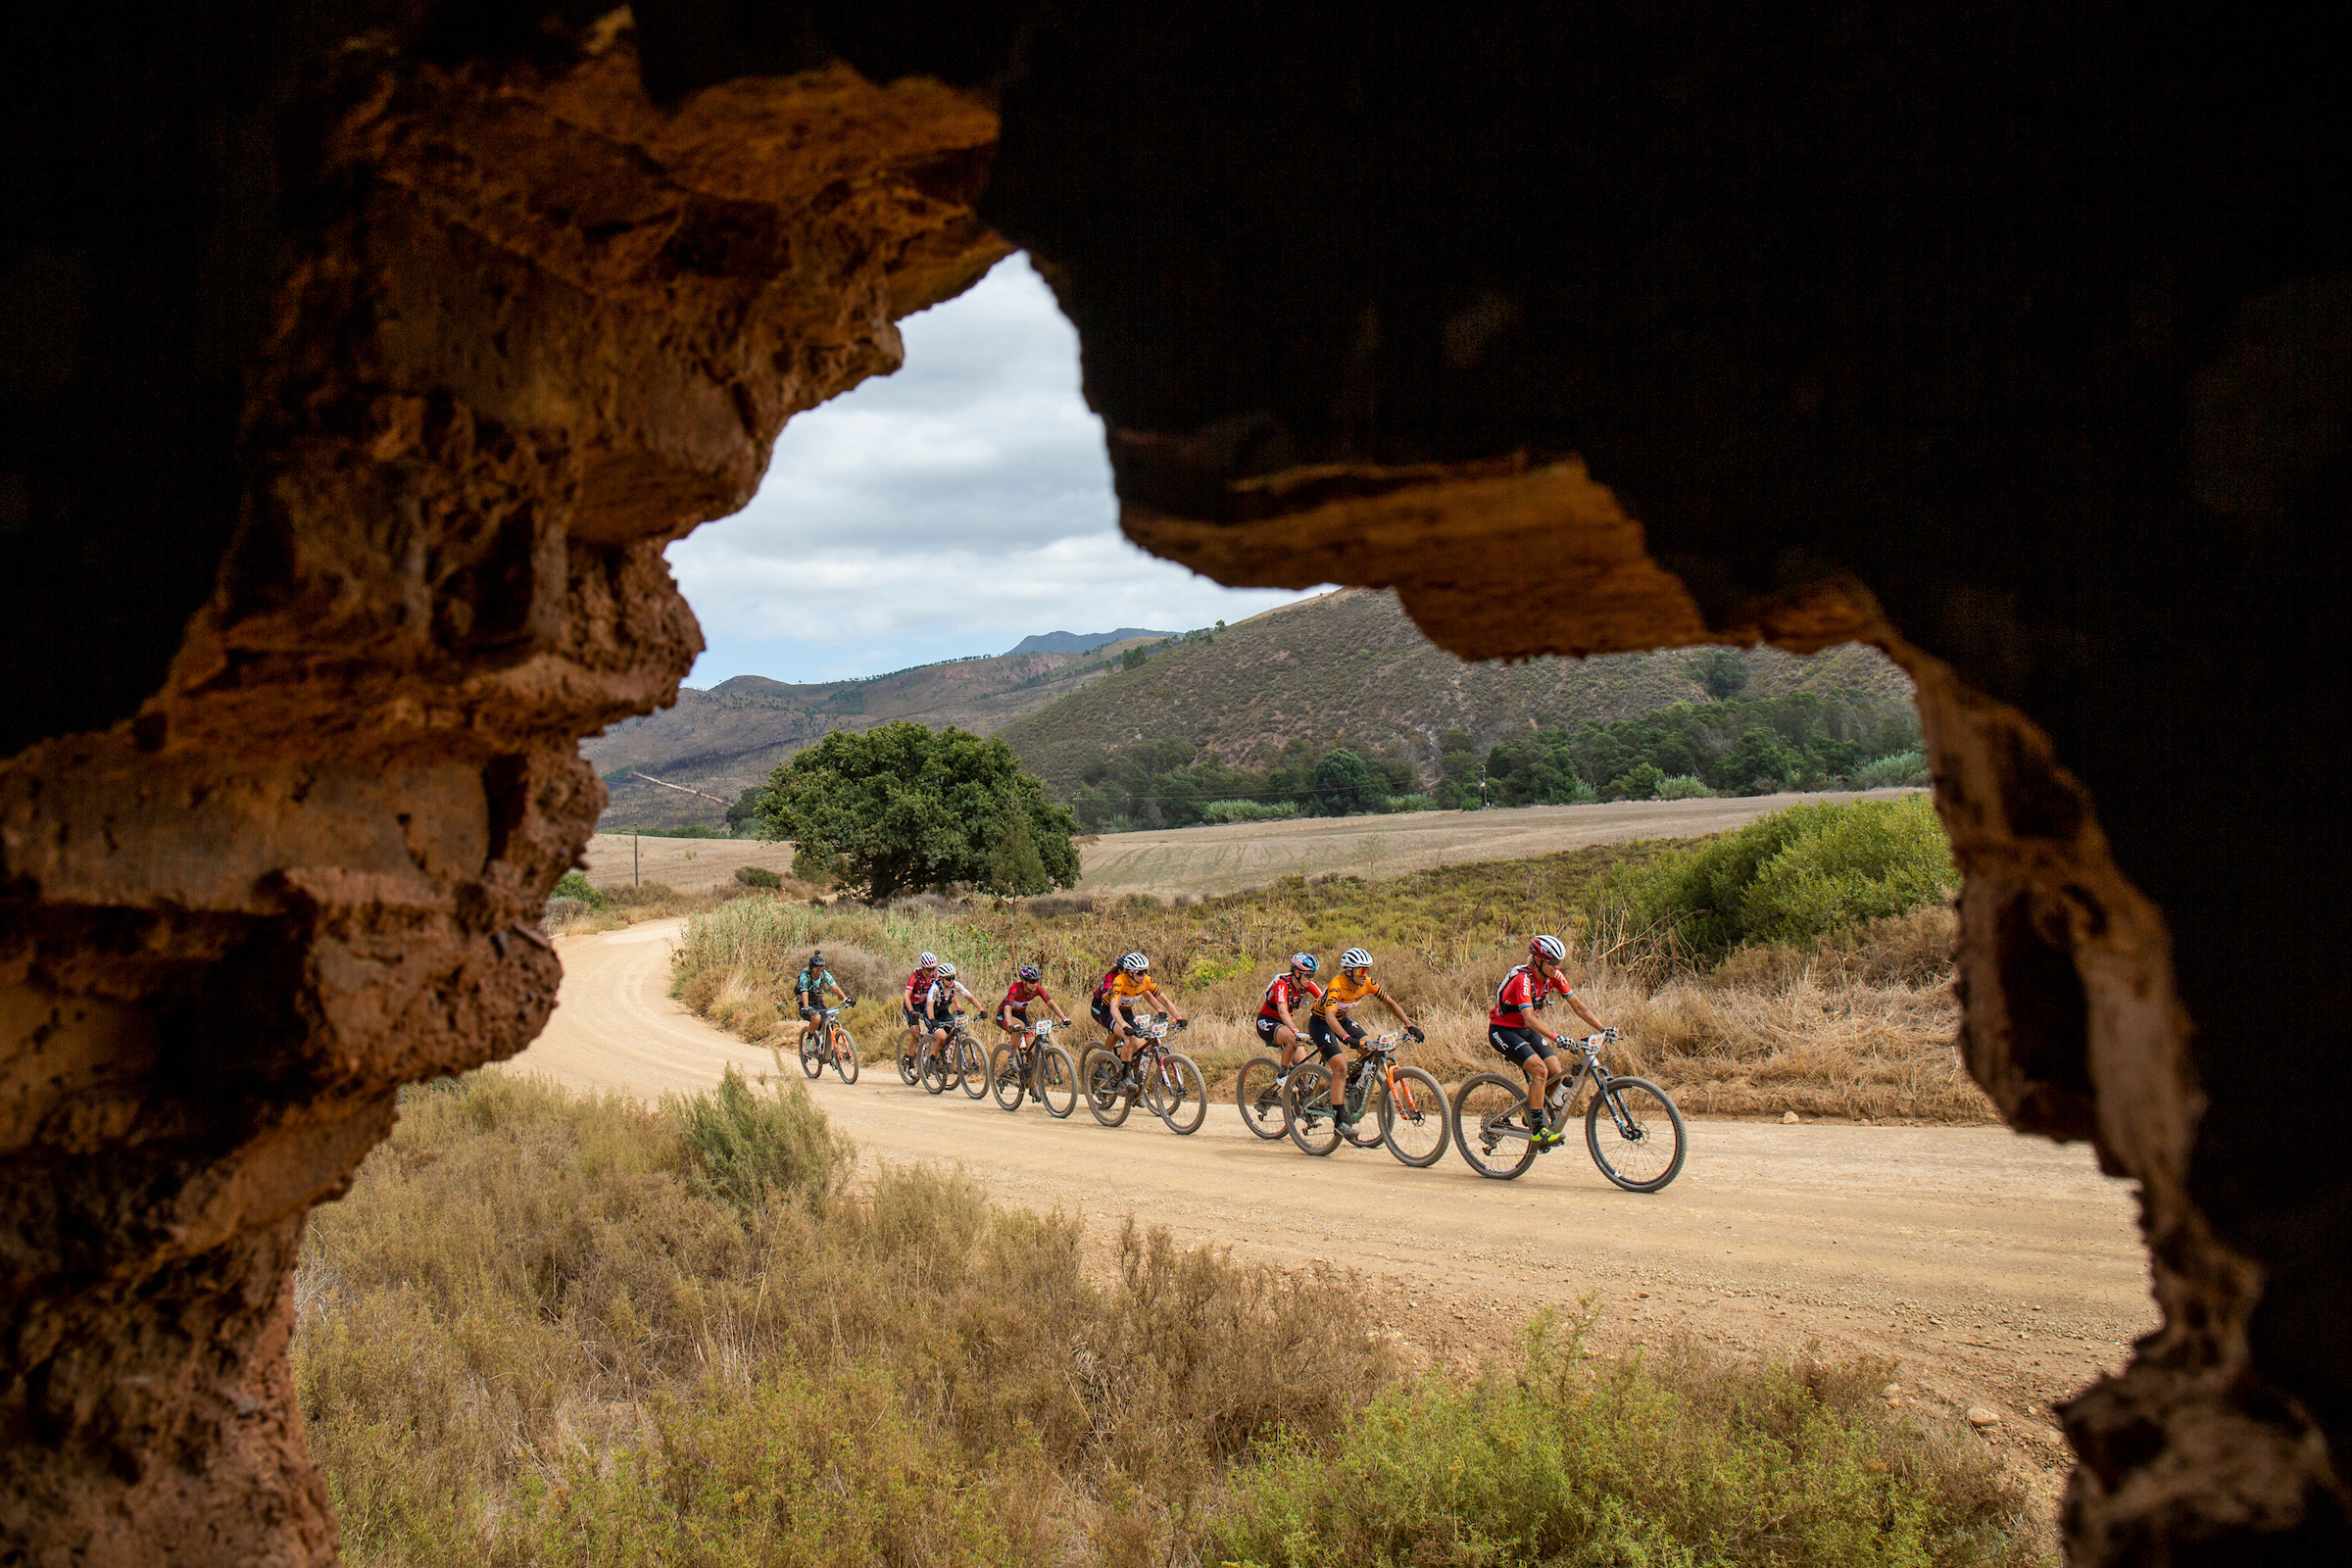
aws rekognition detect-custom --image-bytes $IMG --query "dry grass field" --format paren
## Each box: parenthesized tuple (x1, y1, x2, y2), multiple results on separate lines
(578, 832, 797, 894)
(1076, 788, 1926, 898)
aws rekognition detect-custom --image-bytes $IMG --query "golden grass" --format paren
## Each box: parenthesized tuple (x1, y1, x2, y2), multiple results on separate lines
(672, 844, 1989, 1124)
(296, 1072, 2040, 1566)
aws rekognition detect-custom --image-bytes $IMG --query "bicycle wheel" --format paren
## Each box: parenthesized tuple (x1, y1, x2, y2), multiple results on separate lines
(1036, 1044, 1079, 1119)
(1378, 1066, 1450, 1168)
(830, 1029, 859, 1085)
(1083, 1048, 1133, 1127)
(1234, 1056, 1291, 1141)
(1156, 1053, 1208, 1136)
(897, 1034, 920, 1086)
(1284, 1064, 1342, 1156)
(956, 1037, 990, 1100)
(1586, 1076, 1689, 1193)
(990, 1045, 1027, 1112)
(797, 1028, 823, 1079)
(919, 1044, 953, 1096)
(1452, 1073, 1541, 1180)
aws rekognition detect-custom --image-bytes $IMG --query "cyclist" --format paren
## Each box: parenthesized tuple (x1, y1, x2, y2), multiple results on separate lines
(997, 962, 1074, 1102)
(795, 950, 853, 1035)
(1489, 934, 1613, 1149)
(997, 962, 1073, 1039)
(912, 959, 980, 1068)
(1309, 948, 1420, 1137)
(901, 951, 942, 1059)
(1254, 952, 1324, 1087)
(1092, 952, 1186, 1087)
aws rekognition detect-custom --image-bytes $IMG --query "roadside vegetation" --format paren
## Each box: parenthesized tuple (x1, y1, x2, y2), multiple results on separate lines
(296, 1072, 2038, 1566)
(672, 797, 1984, 1124)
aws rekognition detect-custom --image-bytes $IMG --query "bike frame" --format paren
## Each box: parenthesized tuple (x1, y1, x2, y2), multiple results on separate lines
(1488, 1035, 1646, 1143)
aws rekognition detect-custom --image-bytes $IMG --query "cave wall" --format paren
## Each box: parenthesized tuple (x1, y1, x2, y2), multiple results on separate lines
(4, 2, 2344, 1562)
(2, 8, 1004, 1557)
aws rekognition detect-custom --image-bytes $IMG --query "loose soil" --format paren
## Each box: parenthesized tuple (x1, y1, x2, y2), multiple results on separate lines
(1076, 788, 1927, 897)
(510, 915, 2152, 1533)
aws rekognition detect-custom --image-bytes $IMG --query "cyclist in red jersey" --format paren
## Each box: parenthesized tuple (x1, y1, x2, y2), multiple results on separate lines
(1253, 953, 1323, 1090)
(1488, 934, 1613, 1148)
(996, 963, 1072, 1036)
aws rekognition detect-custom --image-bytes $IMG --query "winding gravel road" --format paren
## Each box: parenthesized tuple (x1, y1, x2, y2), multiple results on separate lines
(507, 916, 2155, 1503)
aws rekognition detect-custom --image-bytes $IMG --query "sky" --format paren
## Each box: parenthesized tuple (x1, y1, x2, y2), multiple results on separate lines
(666, 255, 1328, 687)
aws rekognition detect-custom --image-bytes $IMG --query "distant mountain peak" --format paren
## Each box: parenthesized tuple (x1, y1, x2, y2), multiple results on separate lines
(1004, 628, 1170, 657)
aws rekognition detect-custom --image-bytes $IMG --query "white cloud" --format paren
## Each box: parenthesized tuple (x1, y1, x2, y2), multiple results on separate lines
(668, 255, 1324, 685)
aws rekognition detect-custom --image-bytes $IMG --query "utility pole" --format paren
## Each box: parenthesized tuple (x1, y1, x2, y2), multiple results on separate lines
(1479, 762, 1489, 810)
(633, 827, 640, 888)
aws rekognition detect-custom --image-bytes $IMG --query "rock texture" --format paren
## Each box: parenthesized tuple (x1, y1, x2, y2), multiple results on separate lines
(2, 15, 1001, 1561)
(3, 2, 2344, 1563)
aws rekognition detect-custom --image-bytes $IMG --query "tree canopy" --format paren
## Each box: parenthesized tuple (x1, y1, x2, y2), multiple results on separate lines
(754, 723, 1081, 902)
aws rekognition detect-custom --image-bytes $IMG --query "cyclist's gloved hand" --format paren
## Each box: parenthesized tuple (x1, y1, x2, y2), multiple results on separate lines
(1603, 1025, 1619, 1044)
(1405, 1025, 1426, 1043)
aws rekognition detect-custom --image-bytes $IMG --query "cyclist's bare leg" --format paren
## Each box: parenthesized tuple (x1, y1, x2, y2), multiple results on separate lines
(1521, 1053, 1559, 1126)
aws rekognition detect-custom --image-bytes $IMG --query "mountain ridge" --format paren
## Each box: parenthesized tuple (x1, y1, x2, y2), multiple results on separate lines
(1004, 628, 1170, 656)
(995, 590, 1913, 798)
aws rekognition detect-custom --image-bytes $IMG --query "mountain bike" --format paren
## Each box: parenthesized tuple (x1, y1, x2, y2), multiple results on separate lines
(1080, 1015, 1206, 1134)
(795, 1002, 859, 1084)
(1236, 1050, 1298, 1141)
(912, 1014, 966, 1096)
(946, 1015, 991, 1100)
(1281, 1030, 1450, 1167)
(1451, 1032, 1688, 1190)
(989, 1018, 1079, 1118)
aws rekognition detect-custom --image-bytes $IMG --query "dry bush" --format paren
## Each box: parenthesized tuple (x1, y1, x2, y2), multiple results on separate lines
(296, 1072, 1387, 1566)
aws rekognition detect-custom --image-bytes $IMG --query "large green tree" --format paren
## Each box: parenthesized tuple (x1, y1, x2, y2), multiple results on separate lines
(755, 723, 1080, 902)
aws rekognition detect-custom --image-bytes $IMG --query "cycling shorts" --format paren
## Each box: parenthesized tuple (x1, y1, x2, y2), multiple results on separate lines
(997, 1003, 1032, 1032)
(1307, 1013, 1364, 1059)
(1252, 1014, 1295, 1046)
(801, 1004, 826, 1023)
(1488, 1025, 1555, 1065)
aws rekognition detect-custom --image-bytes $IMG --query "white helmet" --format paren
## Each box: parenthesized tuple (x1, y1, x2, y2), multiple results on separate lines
(1529, 934, 1567, 963)
(1121, 952, 1151, 972)
(1340, 948, 1371, 970)
(918, 951, 938, 968)
(935, 961, 957, 979)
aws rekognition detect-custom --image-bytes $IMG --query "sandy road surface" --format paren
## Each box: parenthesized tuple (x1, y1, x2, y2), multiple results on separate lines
(1077, 788, 1926, 896)
(512, 916, 2152, 1507)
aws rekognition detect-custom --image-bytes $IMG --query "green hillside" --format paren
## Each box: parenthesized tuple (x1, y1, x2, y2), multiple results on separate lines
(997, 589, 1914, 813)
(586, 638, 1156, 829)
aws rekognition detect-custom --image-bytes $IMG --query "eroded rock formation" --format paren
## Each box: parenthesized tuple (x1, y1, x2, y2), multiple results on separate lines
(4, 2, 2343, 1562)
(3, 16, 1002, 1559)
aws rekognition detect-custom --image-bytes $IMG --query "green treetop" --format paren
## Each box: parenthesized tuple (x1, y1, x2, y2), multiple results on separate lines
(754, 722, 1081, 902)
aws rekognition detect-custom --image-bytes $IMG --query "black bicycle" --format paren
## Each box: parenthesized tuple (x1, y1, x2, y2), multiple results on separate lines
(795, 1002, 859, 1084)
(1451, 1031, 1688, 1190)
(1080, 1015, 1205, 1134)
(988, 1018, 1079, 1118)
(1280, 1029, 1450, 1167)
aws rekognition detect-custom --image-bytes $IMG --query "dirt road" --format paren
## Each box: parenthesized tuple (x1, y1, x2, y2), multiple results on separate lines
(510, 916, 2152, 1508)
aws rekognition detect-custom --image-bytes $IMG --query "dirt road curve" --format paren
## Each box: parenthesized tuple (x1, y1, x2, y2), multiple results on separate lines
(510, 917, 2154, 1503)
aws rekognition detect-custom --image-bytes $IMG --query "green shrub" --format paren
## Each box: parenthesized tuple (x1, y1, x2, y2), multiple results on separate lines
(1855, 750, 1932, 789)
(1211, 1311, 2034, 1568)
(733, 863, 784, 889)
(668, 1065, 854, 1217)
(1655, 773, 1713, 800)
(552, 870, 608, 909)
(1202, 799, 1302, 824)
(1592, 794, 1957, 962)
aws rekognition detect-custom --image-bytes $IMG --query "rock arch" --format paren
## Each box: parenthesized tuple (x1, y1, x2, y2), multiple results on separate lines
(3, 5, 2341, 1561)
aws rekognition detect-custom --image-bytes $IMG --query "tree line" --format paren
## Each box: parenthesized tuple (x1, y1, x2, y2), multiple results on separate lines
(1059, 687, 1925, 831)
